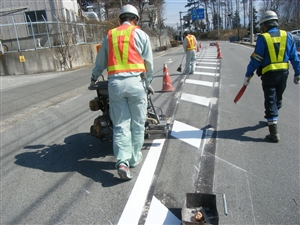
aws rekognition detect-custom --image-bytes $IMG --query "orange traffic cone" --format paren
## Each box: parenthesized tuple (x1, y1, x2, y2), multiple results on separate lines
(217, 49, 222, 59)
(161, 63, 174, 92)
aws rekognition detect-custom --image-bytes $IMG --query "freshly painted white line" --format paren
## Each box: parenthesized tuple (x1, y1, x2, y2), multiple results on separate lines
(181, 93, 210, 106)
(193, 71, 219, 76)
(195, 66, 218, 70)
(196, 62, 219, 65)
(170, 120, 203, 148)
(145, 196, 181, 225)
(198, 57, 217, 59)
(117, 139, 165, 225)
(202, 54, 217, 57)
(186, 79, 214, 87)
(196, 59, 219, 62)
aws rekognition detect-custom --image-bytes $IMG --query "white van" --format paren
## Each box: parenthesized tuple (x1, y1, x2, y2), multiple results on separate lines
(290, 30, 300, 37)
(294, 34, 300, 57)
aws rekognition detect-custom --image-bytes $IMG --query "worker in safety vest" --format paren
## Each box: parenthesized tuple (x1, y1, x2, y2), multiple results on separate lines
(89, 4, 154, 180)
(182, 31, 197, 74)
(243, 10, 300, 143)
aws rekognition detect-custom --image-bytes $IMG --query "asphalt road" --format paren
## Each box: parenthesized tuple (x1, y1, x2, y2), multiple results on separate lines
(1, 41, 299, 225)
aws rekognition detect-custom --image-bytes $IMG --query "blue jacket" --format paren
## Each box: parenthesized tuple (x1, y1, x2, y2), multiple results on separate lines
(245, 27, 300, 78)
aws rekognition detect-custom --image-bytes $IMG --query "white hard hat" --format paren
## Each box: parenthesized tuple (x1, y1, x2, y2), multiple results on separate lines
(119, 4, 139, 21)
(259, 10, 278, 25)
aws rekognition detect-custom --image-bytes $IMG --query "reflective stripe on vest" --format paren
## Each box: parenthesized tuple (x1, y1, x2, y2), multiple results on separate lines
(186, 35, 196, 50)
(261, 30, 289, 74)
(107, 24, 145, 75)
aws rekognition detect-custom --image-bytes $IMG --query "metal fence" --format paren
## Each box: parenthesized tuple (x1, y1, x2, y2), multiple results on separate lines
(0, 18, 105, 53)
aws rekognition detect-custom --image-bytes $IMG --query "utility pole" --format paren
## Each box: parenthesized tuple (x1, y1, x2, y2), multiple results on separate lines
(217, 0, 220, 38)
(179, 11, 188, 41)
(250, 0, 254, 43)
(236, 0, 240, 41)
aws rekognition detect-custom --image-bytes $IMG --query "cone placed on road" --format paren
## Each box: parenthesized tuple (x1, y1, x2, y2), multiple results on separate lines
(217, 49, 222, 59)
(161, 63, 174, 92)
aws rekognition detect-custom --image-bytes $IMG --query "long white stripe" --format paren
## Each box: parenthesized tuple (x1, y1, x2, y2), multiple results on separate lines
(118, 139, 165, 225)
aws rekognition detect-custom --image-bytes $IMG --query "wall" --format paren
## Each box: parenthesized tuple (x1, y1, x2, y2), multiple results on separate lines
(0, 36, 171, 76)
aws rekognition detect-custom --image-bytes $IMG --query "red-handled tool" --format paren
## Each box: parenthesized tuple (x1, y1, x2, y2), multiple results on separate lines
(234, 75, 253, 104)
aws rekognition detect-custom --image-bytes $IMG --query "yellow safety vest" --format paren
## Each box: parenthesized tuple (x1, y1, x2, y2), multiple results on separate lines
(261, 30, 289, 74)
(107, 24, 145, 75)
(186, 35, 196, 50)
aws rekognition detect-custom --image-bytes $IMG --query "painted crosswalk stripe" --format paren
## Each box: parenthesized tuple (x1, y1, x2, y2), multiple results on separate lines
(186, 79, 214, 87)
(199, 57, 217, 59)
(193, 71, 220, 76)
(117, 139, 165, 225)
(145, 196, 181, 224)
(195, 66, 218, 70)
(170, 120, 203, 148)
(196, 59, 219, 62)
(196, 62, 219, 65)
(181, 93, 210, 107)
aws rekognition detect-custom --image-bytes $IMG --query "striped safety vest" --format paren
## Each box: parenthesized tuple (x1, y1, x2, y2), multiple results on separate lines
(261, 30, 289, 74)
(107, 24, 145, 75)
(186, 35, 196, 51)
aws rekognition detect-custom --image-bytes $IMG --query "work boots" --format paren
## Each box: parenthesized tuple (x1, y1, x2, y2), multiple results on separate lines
(266, 124, 280, 143)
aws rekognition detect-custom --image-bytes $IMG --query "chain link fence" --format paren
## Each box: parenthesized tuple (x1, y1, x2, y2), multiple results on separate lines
(0, 19, 105, 53)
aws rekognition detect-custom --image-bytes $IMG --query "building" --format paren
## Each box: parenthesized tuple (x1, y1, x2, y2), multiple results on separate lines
(0, 0, 79, 50)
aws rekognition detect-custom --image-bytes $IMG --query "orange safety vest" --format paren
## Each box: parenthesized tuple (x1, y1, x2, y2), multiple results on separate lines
(186, 35, 196, 50)
(107, 24, 146, 75)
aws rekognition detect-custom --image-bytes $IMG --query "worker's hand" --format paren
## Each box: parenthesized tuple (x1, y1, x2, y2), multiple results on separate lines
(88, 78, 97, 90)
(243, 77, 251, 86)
(147, 85, 155, 95)
(294, 75, 300, 84)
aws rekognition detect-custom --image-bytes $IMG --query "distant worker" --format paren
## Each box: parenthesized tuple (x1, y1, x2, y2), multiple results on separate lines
(89, 4, 154, 180)
(243, 10, 300, 142)
(182, 31, 197, 74)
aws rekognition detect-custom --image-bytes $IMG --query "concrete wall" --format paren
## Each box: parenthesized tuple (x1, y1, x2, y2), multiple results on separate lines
(0, 36, 171, 76)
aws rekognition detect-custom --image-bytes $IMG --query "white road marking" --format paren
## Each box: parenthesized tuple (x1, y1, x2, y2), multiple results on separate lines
(117, 139, 165, 225)
(145, 196, 181, 224)
(171, 120, 203, 148)
(181, 93, 210, 107)
(195, 66, 218, 70)
(186, 79, 214, 87)
(196, 62, 219, 65)
(193, 71, 220, 76)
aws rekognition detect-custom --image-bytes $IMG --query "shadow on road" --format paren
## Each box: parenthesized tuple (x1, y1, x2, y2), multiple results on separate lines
(14, 133, 126, 187)
(170, 121, 268, 142)
(215, 121, 268, 142)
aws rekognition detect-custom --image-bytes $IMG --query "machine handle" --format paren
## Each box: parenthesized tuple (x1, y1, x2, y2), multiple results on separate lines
(222, 193, 228, 216)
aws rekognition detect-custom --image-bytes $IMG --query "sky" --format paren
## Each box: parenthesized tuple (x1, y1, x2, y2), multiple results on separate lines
(163, 0, 261, 28)
(163, 0, 187, 27)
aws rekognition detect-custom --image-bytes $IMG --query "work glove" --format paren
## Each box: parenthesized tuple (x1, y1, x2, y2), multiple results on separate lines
(147, 85, 155, 95)
(294, 75, 300, 84)
(243, 76, 251, 86)
(88, 78, 97, 90)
